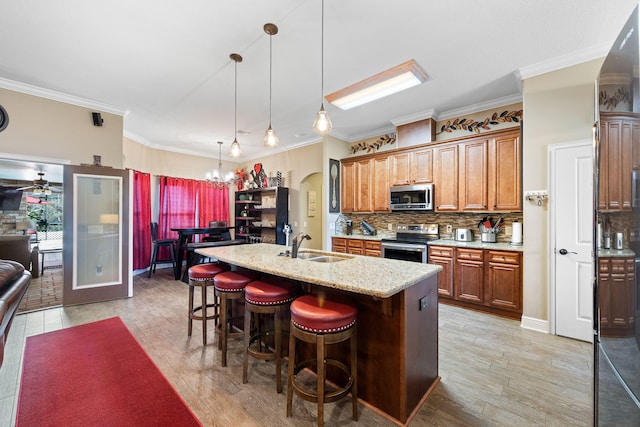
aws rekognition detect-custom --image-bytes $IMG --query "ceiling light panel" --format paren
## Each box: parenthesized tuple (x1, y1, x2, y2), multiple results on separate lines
(326, 59, 428, 110)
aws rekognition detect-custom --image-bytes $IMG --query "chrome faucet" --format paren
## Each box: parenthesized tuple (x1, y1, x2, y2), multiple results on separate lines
(291, 233, 312, 258)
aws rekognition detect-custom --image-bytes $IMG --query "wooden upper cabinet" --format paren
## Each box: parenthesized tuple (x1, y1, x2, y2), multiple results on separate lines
(341, 161, 356, 213)
(390, 148, 433, 186)
(355, 158, 373, 212)
(459, 139, 488, 210)
(372, 156, 390, 212)
(489, 132, 521, 211)
(600, 113, 638, 211)
(435, 145, 459, 211)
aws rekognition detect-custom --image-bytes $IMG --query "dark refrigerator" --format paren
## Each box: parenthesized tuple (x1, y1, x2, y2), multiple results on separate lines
(595, 5, 640, 425)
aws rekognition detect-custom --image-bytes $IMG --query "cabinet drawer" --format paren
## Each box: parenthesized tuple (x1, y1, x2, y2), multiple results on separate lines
(348, 239, 364, 249)
(429, 246, 453, 258)
(487, 251, 520, 265)
(456, 248, 483, 261)
(610, 259, 627, 274)
(365, 241, 381, 250)
(332, 237, 347, 247)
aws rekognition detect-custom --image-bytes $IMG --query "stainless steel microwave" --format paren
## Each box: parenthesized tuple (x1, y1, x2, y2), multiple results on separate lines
(389, 184, 434, 211)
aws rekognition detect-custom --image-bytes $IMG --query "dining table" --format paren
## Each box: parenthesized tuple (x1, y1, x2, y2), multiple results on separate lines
(170, 226, 237, 280)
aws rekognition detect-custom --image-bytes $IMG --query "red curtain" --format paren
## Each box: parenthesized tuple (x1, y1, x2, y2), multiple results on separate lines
(131, 170, 151, 270)
(197, 181, 230, 227)
(158, 176, 198, 241)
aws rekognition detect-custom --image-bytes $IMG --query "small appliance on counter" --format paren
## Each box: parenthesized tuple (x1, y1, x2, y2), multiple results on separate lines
(615, 232, 624, 250)
(346, 220, 353, 235)
(360, 220, 377, 236)
(455, 228, 473, 242)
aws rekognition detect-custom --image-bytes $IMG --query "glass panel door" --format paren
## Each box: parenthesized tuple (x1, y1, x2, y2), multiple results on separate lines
(63, 165, 130, 305)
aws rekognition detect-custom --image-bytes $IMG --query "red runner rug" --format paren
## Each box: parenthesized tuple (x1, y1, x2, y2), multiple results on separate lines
(16, 317, 201, 427)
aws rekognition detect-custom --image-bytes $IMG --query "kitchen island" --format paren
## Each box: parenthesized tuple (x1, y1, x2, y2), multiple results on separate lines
(196, 243, 441, 425)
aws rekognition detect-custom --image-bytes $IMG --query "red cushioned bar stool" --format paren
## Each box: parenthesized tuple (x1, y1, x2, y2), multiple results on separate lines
(213, 270, 257, 367)
(242, 278, 299, 393)
(286, 294, 358, 426)
(187, 262, 230, 345)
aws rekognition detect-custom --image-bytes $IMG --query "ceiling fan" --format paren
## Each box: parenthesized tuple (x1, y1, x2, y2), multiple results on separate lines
(18, 172, 62, 195)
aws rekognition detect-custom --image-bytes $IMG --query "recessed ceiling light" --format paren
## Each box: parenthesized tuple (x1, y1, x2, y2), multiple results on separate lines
(326, 59, 428, 110)
(237, 130, 250, 136)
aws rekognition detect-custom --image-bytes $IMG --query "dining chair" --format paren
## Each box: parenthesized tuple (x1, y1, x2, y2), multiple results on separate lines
(148, 222, 177, 278)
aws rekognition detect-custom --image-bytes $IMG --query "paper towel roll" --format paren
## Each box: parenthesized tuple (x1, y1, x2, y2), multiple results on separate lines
(510, 221, 523, 245)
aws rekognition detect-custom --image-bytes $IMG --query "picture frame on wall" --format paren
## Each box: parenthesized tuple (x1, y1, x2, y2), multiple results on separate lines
(329, 158, 340, 213)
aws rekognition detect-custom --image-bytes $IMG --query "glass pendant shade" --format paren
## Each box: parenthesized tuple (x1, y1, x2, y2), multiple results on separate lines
(312, 104, 332, 135)
(263, 23, 278, 148)
(230, 138, 241, 157)
(263, 125, 279, 148)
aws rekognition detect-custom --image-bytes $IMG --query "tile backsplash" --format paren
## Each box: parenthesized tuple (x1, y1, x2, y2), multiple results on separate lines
(336, 211, 523, 243)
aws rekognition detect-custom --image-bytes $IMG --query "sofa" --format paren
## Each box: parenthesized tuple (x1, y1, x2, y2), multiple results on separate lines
(0, 235, 39, 278)
(0, 260, 31, 368)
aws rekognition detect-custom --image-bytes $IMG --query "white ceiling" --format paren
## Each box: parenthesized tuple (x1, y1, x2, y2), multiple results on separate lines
(0, 0, 638, 166)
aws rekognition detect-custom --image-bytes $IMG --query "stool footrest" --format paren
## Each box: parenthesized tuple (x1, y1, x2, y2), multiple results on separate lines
(291, 359, 354, 404)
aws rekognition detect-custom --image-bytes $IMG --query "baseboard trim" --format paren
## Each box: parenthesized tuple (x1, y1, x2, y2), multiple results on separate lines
(520, 316, 549, 334)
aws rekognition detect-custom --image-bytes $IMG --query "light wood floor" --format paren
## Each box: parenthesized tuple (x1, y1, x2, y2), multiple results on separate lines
(0, 268, 593, 426)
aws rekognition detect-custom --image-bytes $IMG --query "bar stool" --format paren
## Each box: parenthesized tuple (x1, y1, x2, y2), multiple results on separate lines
(187, 262, 230, 345)
(242, 278, 298, 393)
(213, 270, 257, 367)
(286, 294, 358, 426)
(148, 222, 177, 278)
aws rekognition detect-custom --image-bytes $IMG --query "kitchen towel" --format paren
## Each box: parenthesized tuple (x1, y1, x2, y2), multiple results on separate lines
(511, 221, 523, 245)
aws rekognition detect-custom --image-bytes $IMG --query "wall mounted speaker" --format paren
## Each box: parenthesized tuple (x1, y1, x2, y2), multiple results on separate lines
(92, 112, 103, 127)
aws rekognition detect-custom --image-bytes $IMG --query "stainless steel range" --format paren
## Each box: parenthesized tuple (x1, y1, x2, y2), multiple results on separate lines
(381, 223, 439, 263)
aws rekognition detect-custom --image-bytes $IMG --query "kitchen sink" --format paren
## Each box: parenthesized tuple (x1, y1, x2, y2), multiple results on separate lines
(296, 251, 352, 263)
(307, 255, 348, 263)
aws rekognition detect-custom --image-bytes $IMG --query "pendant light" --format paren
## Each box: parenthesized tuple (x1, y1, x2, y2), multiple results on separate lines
(229, 53, 243, 158)
(263, 23, 279, 148)
(312, 0, 332, 135)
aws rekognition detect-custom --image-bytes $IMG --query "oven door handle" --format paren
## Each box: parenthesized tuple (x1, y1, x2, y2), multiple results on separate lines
(381, 242, 427, 252)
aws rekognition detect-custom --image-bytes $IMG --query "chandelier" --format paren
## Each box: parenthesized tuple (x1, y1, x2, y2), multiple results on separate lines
(206, 141, 235, 188)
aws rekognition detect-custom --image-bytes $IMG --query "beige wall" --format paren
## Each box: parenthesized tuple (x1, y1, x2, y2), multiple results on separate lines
(324, 135, 351, 250)
(0, 88, 123, 167)
(522, 58, 603, 324)
(236, 143, 323, 243)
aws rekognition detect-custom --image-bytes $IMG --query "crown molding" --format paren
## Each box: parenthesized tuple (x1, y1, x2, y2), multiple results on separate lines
(518, 42, 611, 80)
(338, 124, 397, 143)
(436, 93, 522, 121)
(391, 108, 438, 127)
(0, 77, 127, 116)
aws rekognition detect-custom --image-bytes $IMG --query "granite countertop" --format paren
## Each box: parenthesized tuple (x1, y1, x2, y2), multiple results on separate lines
(332, 232, 391, 241)
(196, 243, 441, 298)
(428, 239, 524, 252)
(334, 233, 524, 252)
(598, 248, 636, 258)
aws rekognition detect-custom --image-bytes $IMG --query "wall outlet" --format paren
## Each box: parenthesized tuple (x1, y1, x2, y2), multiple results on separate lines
(446, 224, 452, 233)
(419, 296, 428, 311)
(505, 226, 512, 235)
(96, 264, 103, 276)
(388, 223, 393, 231)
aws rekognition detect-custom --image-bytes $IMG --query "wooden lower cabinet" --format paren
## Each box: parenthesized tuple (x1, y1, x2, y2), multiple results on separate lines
(598, 257, 635, 337)
(332, 237, 347, 253)
(486, 250, 522, 312)
(431, 245, 523, 319)
(428, 246, 454, 298)
(332, 237, 381, 258)
(455, 248, 484, 304)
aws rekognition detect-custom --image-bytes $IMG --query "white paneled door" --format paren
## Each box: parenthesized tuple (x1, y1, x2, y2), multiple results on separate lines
(552, 141, 593, 342)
